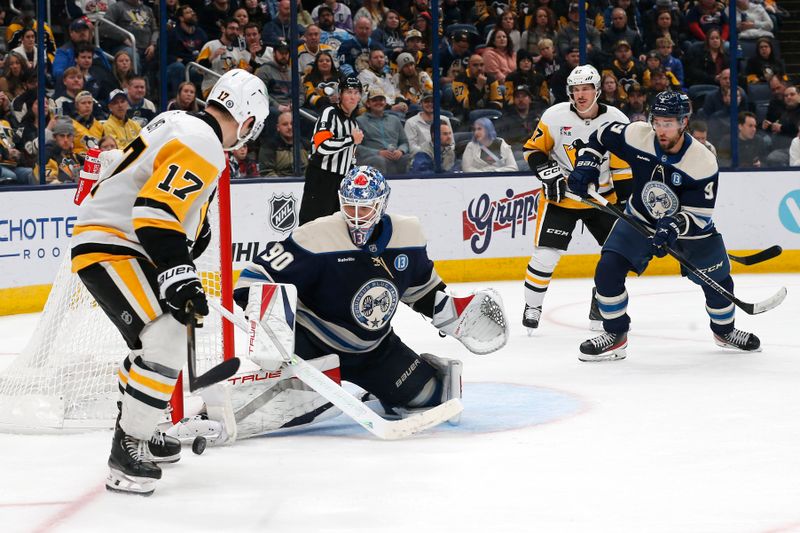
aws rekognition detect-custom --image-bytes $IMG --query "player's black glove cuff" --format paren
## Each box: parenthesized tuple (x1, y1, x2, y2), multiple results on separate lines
(651, 214, 688, 258)
(157, 264, 208, 326)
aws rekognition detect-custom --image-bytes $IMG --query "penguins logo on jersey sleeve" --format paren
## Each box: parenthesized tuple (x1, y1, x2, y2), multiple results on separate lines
(642, 181, 680, 219)
(351, 279, 399, 330)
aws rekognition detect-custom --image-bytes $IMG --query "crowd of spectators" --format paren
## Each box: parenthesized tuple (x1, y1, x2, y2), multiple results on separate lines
(0, 0, 796, 183)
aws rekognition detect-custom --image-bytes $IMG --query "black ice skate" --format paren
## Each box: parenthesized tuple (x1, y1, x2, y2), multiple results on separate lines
(523, 304, 541, 333)
(589, 288, 603, 331)
(107, 425, 162, 496)
(579, 331, 627, 362)
(148, 429, 182, 463)
(714, 329, 762, 352)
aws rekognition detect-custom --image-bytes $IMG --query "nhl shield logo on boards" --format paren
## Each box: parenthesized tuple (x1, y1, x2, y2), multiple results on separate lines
(268, 194, 297, 233)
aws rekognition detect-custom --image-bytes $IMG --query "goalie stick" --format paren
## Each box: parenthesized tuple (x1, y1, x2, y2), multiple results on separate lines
(727, 246, 783, 266)
(564, 189, 787, 315)
(207, 299, 463, 440)
(186, 302, 241, 392)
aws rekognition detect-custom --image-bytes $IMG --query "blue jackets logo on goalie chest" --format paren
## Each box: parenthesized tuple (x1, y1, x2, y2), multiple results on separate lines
(268, 194, 297, 233)
(351, 278, 399, 331)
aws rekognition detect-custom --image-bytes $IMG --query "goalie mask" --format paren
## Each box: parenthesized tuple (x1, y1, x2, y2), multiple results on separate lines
(339, 166, 390, 247)
(207, 69, 269, 151)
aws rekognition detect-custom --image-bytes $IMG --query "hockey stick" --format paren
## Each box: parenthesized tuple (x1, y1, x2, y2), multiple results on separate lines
(186, 302, 241, 393)
(727, 246, 783, 266)
(208, 300, 463, 440)
(564, 189, 787, 315)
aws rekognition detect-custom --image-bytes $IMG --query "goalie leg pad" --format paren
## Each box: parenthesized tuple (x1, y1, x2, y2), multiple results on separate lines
(400, 353, 463, 425)
(243, 282, 298, 371)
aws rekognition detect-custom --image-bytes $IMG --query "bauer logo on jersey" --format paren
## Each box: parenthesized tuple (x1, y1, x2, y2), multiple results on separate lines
(394, 254, 408, 271)
(268, 194, 297, 233)
(642, 181, 679, 219)
(351, 278, 399, 331)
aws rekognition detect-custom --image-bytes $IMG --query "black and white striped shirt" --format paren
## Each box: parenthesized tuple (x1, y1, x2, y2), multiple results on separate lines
(309, 105, 357, 175)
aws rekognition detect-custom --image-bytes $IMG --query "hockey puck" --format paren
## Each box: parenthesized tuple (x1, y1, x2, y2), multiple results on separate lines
(192, 436, 207, 455)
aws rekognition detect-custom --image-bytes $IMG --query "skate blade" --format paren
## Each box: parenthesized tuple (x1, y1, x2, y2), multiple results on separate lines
(106, 468, 157, 496)
(579, 346, 627, 362)
(714, 338, 763, 353)
(526, 327, 537, 337)
(149, 452, 181, 464)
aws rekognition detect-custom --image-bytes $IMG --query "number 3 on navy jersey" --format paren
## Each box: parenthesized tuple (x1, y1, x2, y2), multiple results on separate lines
(264, 243, 294, 271)
(157, 164, 204, 200)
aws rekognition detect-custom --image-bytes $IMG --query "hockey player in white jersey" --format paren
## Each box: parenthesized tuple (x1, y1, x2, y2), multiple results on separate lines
(170, 166, 509, 443)
(569, 91, 761, 361)
(71, 69, 268, 495)
(521, 65, 632, 331)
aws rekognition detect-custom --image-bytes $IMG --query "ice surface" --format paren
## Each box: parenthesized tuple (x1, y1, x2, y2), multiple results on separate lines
(1, 274, 799, 533)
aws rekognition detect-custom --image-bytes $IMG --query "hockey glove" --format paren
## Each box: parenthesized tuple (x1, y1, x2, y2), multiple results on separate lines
(567, 152, 602, 198)
(651, 214, 688, 258)
(536, 161, 566, 203)
(432, 289, 509, 355)
(157, 264, 209, 325)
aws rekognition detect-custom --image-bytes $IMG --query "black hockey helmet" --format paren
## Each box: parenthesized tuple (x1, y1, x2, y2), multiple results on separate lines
(339, 76, 363, 93)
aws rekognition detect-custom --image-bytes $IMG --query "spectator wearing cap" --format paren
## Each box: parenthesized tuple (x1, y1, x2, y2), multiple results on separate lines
(70, 91, 104, 155)
(404, 92, 452, 155)
(337, 16, 383, 77)
(198, 18, 251, 98)
(521, 7, 558, 57)
(53, 17, 112, 80)
(620, 82, 648, 122)
(452, 54, 504, 120)
(395, 29, 433, 74)
(259, 110, 310, 177)
(495, 84, 541, 146)
(480, 27, 517, 84)
(504, 49, 549, 113)
(601, 8, 643, 58)
(199, 0, 236, 41)
(316, 5, 353, 55)
(256, 39, 293, 116)
(166, 5, 208, 96)
(439, 31, 473, 87)
(303, 51, 342, 111)
(392, 52, 433, 109)
(358, 49, 405, 112)
(372, 9, 404, 55)
(103, 0, 159, 72)
(556, 2, 601, 58)
(102, 89, 141, 149)
(54, 66, 85, 118)
(356, 86, 412, 175)
(603, 40, 643, 96)
(548, 45, 581, 103)
(312, 0, 353, 32)
(686, 0, 729, 42)
(684, 27, 728, 87)
(355, 0, 388, 30)
(655, 36, 684, 87)
(461, 117, 519, 173)
(263, 0, 306, 47)
(36, 118, 83, 184)
(125, 76, 157, 127)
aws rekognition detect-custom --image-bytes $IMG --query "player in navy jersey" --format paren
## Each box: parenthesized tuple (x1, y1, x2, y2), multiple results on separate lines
(226, 166, 508, 431)
(568, 91, 761, 362)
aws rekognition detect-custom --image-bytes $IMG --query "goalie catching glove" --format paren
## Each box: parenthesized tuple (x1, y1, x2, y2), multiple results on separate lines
(432, 289, 509, 354)
(536, 160, 567, 203)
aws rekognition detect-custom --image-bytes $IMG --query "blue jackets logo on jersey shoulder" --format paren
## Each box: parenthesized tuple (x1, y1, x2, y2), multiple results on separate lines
(641, 181, 679, 219)
(351, 278, 399, 331)
(394, 254, 408, 271)
(268, 193, 298, 233)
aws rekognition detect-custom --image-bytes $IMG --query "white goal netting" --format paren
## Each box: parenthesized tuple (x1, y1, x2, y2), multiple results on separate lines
(0, 187, 232, 433)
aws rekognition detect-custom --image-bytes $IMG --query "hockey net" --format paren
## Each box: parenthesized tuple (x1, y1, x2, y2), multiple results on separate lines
(0, 174, 234, 433)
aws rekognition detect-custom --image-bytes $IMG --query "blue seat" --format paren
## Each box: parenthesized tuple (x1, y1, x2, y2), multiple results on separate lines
(755, 101, 770, 124)
(748, 82, 771, 104)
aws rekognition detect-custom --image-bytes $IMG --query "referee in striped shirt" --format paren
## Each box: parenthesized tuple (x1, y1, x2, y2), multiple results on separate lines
(298, 76, 364, 225)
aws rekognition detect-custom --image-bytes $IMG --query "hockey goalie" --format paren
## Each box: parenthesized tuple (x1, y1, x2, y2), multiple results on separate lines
(170, 166, 510, 443)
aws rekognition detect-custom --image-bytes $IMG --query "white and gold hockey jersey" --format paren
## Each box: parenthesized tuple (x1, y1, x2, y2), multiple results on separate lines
(71, 110, 226, 273)
(523, 102, 632, 210)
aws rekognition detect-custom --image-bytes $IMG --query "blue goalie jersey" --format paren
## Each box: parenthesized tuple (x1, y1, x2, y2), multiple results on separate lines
(234, 213, 443, 354)
(589, 121, 719, 238)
